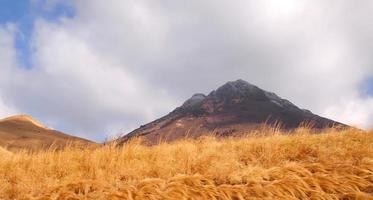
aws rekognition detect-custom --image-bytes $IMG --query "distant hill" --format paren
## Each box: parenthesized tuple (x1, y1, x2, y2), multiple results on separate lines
(118, 79, 347, 144)
(0, 115, 95, 152)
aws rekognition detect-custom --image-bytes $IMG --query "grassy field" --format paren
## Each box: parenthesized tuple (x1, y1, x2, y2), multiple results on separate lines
(0, 128, 372, 199)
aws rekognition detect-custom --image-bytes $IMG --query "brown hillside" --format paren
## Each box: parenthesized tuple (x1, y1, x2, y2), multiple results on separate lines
(0, 115, 95, 152)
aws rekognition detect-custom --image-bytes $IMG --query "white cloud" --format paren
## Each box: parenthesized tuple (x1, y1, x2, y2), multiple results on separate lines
(325, 96, 373, 129)
(0, 1, 373, 141)
(0, 25, 19, 118)
(0, 19, 177, 140)
(0, 98, 16, 118)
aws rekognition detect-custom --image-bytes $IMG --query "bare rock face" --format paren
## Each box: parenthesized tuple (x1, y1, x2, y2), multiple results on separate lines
(118, 79, 347, 144)
(181, 93, 206, 109)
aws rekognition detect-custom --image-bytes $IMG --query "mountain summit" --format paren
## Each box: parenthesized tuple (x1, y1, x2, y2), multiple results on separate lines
(0, 115, 48, 129)
(118, 79, 346, 144)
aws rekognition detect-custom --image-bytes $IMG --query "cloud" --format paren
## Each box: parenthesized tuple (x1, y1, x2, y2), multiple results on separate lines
(0, 24, 19, 117)
(325, 96, 373, 129)
(0, 0, 373, 141)
(1, 19, 176, 140)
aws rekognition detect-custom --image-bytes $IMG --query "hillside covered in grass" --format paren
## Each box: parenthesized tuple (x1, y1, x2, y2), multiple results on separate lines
(0, 128, 372, 199)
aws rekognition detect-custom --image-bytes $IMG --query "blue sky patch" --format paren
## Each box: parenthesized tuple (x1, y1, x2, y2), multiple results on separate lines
(0, 0, 75, 68)
(362, 78, 373, 96)
(0, 0, 30, 24)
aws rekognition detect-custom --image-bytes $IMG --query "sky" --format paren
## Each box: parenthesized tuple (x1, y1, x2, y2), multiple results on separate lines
(0, 0, 372, 142)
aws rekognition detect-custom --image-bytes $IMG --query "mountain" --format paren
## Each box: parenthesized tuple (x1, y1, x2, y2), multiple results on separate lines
(0, 115, 95, 152)
(118, 79, 347, 144)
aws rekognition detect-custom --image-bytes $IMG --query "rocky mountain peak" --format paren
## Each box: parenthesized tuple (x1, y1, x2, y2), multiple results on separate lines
(118, 79, 347, 144)
(209, 79, 266, 101)
(178, 80, 303, 115)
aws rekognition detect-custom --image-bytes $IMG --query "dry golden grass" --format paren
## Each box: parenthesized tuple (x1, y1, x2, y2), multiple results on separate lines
(0, 147, 11, 157)
(0, 128, 372, 200)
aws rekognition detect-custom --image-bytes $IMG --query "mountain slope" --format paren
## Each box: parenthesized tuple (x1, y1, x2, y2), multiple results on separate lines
(118, 79, 347, 144)
(0, 115, 95, 151)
